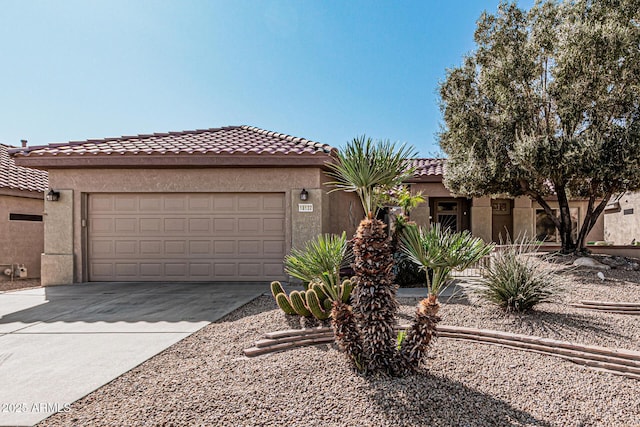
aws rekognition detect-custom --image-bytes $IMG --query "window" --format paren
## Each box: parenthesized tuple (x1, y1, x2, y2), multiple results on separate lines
(535, 208, 578, 243)
(9, 213, 43, 222)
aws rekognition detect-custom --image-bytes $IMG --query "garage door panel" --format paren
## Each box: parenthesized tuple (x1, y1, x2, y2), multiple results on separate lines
(189, 218, 211, 233)
(263, 218, 284, 233)
(140, 218, 161, 233)
(114, 240, 137, 255)
(139, 196, 162, 211)
(115, 218, 136, 233)
(238, 218, 259, 233)
(140, 263, 163, 277)
(263, 194, 285, 211)
(91, 240, 113, 256)
(140, 240, 162, 254)
(115, 196, 137, 211)
(89, 193, 286, 281)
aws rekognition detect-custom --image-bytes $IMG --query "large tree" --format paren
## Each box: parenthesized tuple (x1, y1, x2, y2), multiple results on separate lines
(439, 0, 640, 253)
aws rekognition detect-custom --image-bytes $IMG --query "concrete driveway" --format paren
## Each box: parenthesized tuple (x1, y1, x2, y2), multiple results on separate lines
(0, 282, 268, 426)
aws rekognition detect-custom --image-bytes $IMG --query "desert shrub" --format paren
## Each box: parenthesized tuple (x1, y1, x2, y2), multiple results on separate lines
(479, 240, 561, 312)
(394, 252, 428, 287)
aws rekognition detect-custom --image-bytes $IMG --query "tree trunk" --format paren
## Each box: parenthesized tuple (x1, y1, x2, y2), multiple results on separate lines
(576, 193, 612, 252)
(555, 184, 577, 254)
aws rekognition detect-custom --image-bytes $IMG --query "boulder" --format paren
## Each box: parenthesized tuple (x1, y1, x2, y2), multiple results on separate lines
(573, 257, 611, 270)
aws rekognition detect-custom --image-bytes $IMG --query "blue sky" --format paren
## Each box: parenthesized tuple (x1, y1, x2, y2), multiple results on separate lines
(0, 0, 534, 155)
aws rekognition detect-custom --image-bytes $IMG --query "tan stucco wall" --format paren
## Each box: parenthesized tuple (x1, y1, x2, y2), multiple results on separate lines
(47, 167, 327, 283)
(410, 182, 457, 228)
(327, 189, 363, 238)
(0, 194, 44, 279)
(604, 192, 640, 244)
(471, 197, 492, 242)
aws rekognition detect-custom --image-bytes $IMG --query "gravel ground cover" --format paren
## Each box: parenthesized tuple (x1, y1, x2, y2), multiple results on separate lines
(0, 278, 41, 292)
(40, 265, 640, 426)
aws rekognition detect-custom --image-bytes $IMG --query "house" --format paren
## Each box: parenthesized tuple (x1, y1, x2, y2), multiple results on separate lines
(0, 143, 48, 280)
(604, 192, 640, 245)
(10, 126, 604, 286)
(406, 158, 604, 246)
(10, 126, 337, 285)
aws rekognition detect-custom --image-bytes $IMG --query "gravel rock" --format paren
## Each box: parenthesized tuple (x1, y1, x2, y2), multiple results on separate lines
(39, 267, 640, 427)
(0, 278, 41, 292)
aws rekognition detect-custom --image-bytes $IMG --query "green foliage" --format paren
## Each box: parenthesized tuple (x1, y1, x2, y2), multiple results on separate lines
(305, 289, 331, 320)
(325, 136, 417, 217)
(270, 281, 297, 315)
(271, 278, 353, 321)
(289, 291, 312, 317)
(400, 223, 494, 298)
(284, 232, 350, 286)
(394, 252, 428, 287)
(439, 0, 640, 253)
(478, 239, 562, 312)
(396, 330, 407, 351)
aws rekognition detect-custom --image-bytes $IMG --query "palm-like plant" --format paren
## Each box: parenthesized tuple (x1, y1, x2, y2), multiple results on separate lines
(398, 223, 494, 368)
(400, 223, 495, 300)
(284, 232, 350, 287)
(325, 136, 416, 218)
(326, 136, 419, 375)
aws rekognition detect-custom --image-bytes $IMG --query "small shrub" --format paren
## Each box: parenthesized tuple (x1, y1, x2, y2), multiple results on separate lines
(394, 252, 428, 287)
(479, 240, 561, 312)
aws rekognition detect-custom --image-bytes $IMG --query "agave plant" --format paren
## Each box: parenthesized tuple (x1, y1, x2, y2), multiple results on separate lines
(400, 223, 495, 300)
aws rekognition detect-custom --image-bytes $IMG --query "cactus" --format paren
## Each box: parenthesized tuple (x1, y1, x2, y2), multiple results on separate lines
(271, 281, 297, 315)
(305, 289, 331, 320)
(289, 291, 312, 317)
(339, 279, 353, 303)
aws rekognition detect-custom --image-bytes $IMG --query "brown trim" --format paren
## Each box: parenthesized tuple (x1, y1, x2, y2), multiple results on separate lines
(13, 154, 332, 169)
(0, 188, 45, 199)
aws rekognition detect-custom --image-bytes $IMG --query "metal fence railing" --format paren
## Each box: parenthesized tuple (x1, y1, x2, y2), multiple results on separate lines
(450, 253, 492, 278)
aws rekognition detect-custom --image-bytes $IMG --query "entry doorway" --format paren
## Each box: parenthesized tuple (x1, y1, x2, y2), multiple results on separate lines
(430, 198, 471, 232)
(491, 199, 514, 243)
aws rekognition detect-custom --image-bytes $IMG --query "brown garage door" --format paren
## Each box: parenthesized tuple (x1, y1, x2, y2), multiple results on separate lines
(88, 193, 286, 281)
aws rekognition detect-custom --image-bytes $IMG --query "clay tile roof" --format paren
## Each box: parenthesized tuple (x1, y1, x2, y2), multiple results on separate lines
(0, 144, 48, 192)
(408, 158, 445, 180)
(9, 125, 333, 159)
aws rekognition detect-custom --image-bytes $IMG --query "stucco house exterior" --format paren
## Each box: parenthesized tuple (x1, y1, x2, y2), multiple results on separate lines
(406, 158, 605, 247)
(9, 126, 604, 286)
(0, 143, 48, 280)
(604, 191, 640, 245)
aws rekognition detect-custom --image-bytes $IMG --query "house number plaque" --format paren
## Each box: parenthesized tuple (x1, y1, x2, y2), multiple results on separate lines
(298, 203, 313, 212)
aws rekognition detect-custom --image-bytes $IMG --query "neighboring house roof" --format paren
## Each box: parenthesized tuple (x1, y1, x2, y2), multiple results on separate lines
(10, 125, 335, 169)
(0, 143, 48, 194)
(406, 158, 445, 183)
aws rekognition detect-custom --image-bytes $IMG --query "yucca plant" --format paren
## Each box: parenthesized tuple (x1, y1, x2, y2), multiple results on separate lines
(326, 136, 420, 375)
(479, 238, 562, 313)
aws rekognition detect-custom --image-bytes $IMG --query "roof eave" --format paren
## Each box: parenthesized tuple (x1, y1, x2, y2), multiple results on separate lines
(12, 153, 332, 169)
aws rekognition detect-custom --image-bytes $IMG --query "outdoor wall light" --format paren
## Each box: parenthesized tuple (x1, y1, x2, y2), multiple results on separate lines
(299, 188, 309, 201)
(46, 189, 60, 202)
